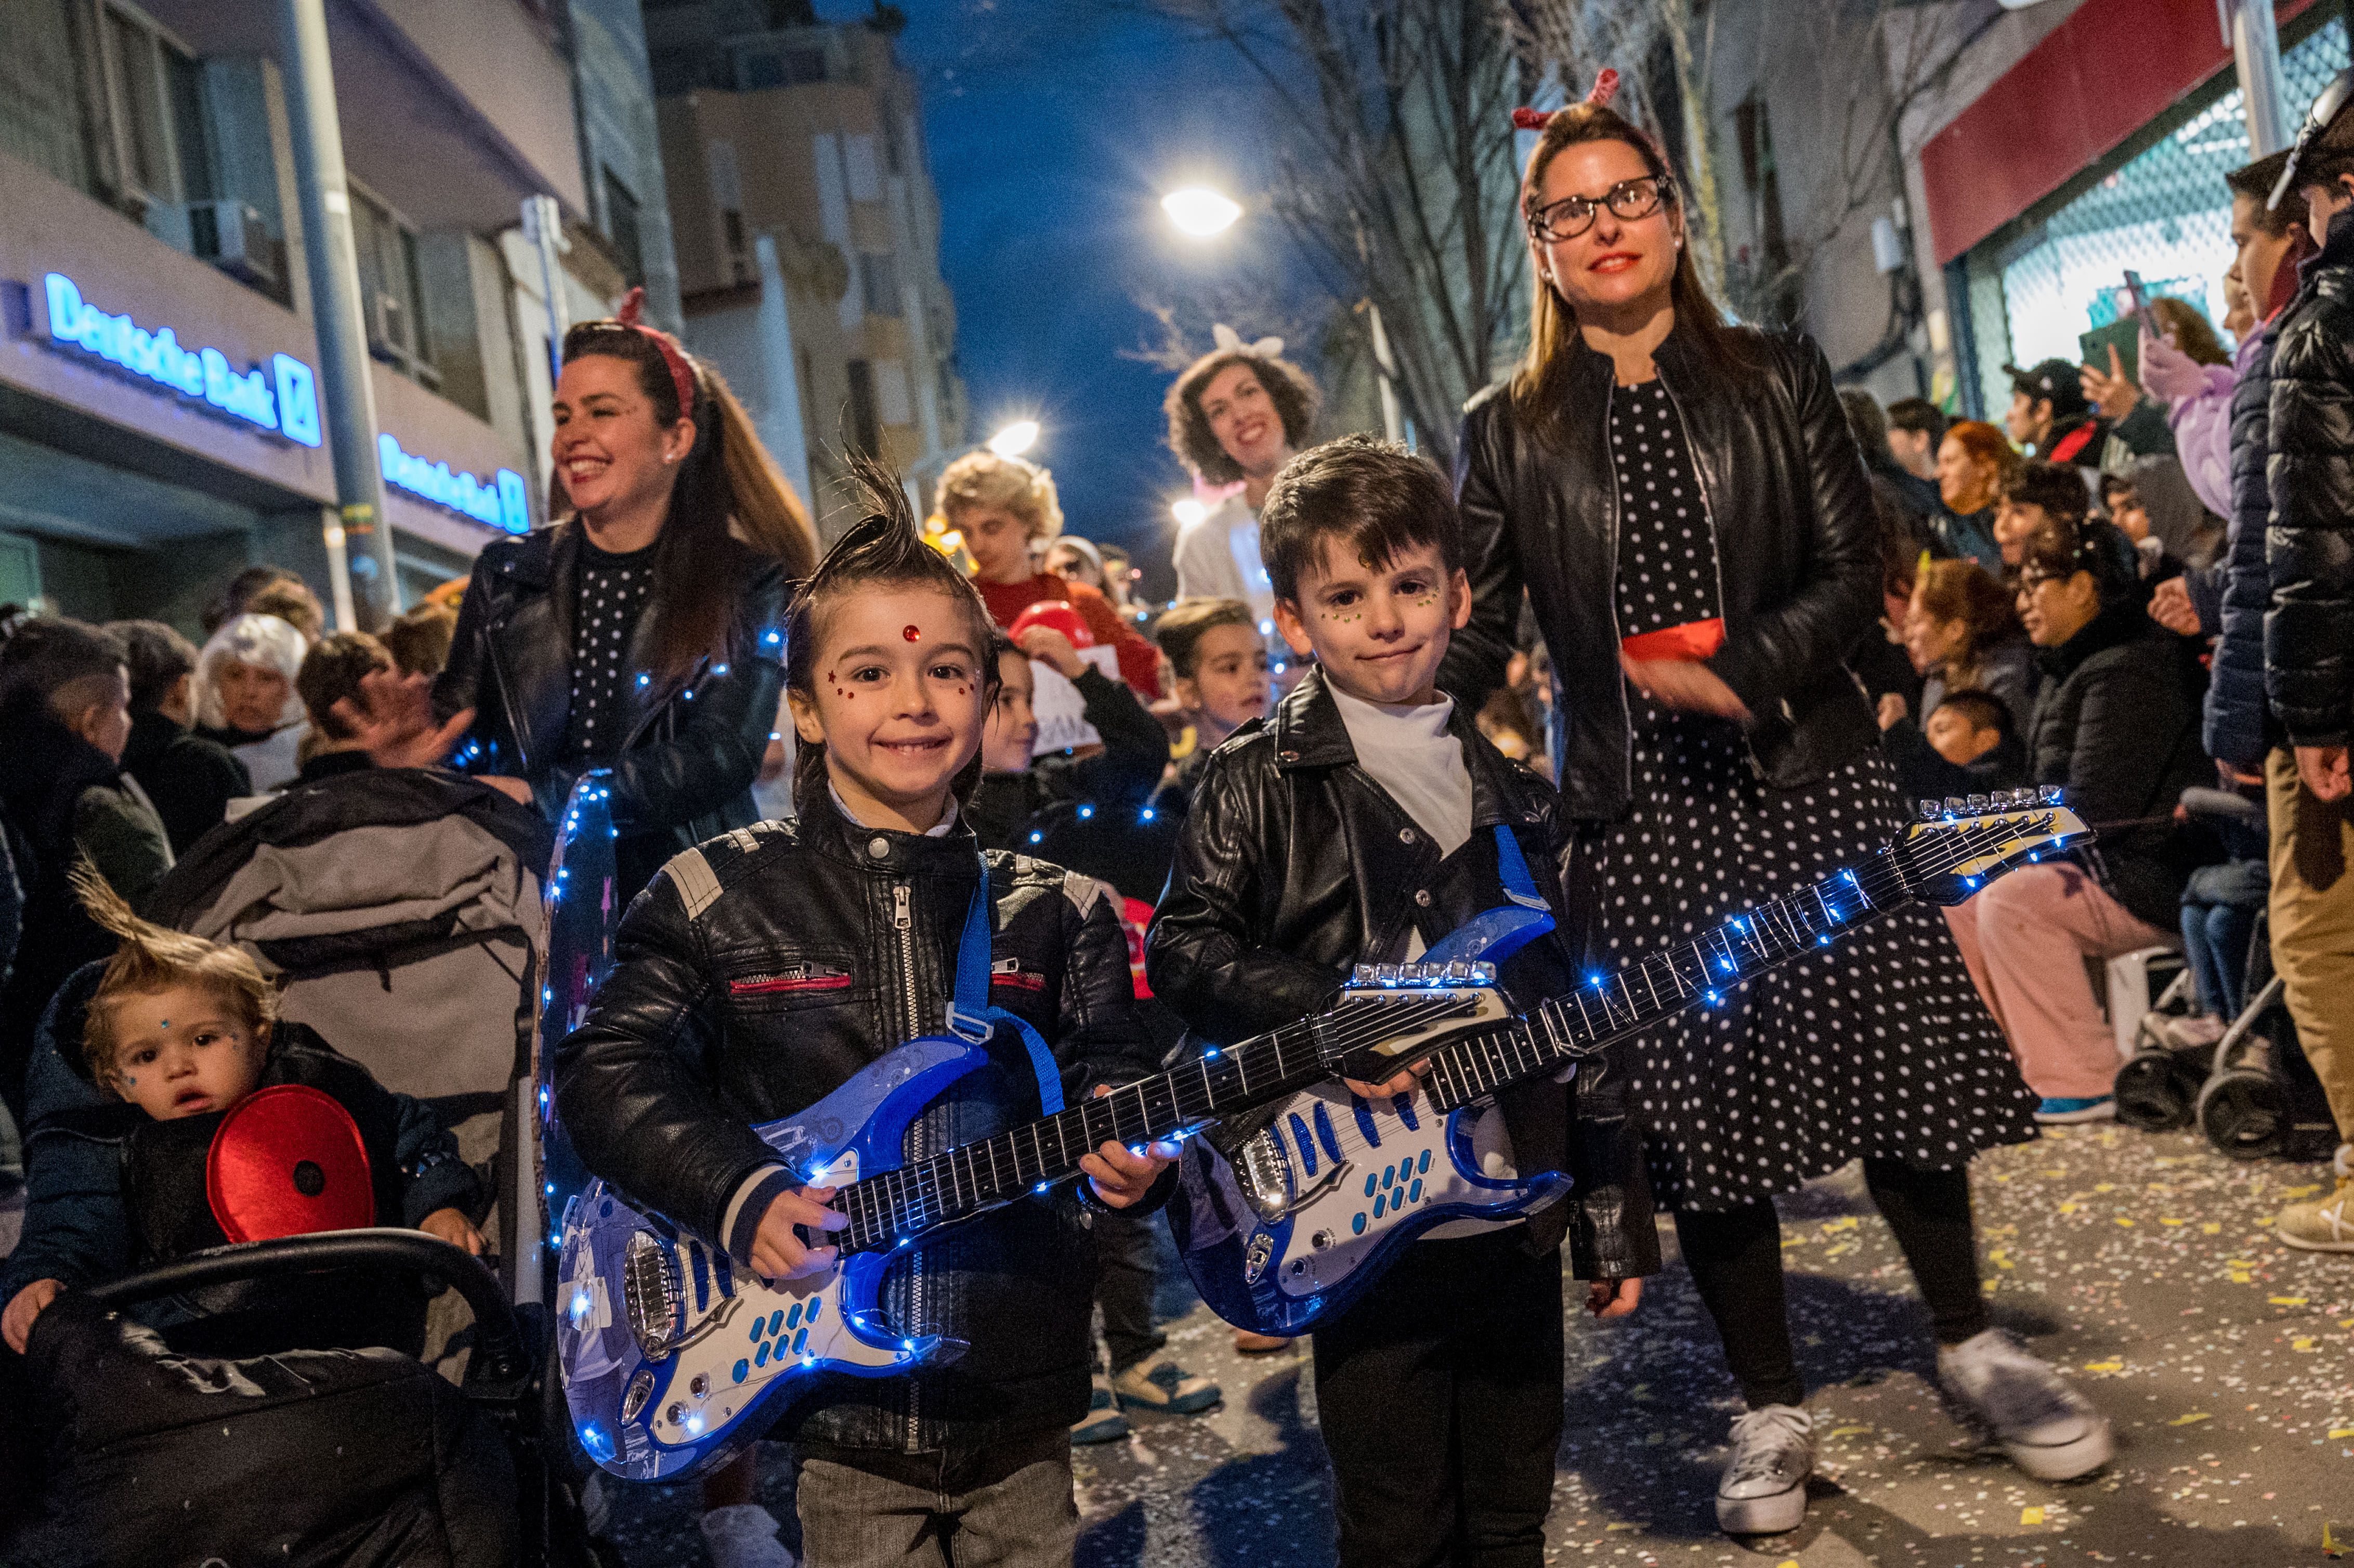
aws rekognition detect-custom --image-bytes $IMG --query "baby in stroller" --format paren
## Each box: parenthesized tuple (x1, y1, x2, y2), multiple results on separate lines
(2170, 778, 2270, 1049)
(1, 869, 485, 1358)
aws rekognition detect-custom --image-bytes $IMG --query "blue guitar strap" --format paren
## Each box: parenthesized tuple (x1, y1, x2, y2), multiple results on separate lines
(1492, 823, 1551, 912)
(945, 855, 1065, 1115)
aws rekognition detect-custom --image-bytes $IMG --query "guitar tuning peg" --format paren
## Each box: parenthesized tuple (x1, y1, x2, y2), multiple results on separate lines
(1917, 799, 1940, 821)
(1965, 793, 1989, 813)
(1443, 960, 1471, 982)
(2038, 785, 2063, 805)
(1941, 796, 1967, 816)
(1472, 962, 1496, 984)
(1376, 964, 1403, 986)
(1351, 964, 1376, 985)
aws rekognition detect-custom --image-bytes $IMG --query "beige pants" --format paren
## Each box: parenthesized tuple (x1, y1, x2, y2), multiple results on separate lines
(2268, 747, 2354, 1141)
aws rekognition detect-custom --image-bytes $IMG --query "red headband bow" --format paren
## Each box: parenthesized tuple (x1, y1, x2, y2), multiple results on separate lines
(614, 286, 698, 420)
(1511, 68, 1621, 130)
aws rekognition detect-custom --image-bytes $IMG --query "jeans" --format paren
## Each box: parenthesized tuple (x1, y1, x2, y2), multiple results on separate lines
(794, 1429, 1078, 1568)
(1092, 1206, 1165, 1375)
(2180, 898, 2258, 1021)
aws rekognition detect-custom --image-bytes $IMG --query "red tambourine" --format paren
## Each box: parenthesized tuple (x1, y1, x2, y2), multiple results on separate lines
(1008, 600, 1095, 649)
(206, 1084, 376, 1243)
(1620, 618, 1725, 663)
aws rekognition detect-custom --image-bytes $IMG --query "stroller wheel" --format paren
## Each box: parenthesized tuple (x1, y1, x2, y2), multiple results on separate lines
(2196, 1060, 2286, 1160)
(2114, 1048, 2196, 1131)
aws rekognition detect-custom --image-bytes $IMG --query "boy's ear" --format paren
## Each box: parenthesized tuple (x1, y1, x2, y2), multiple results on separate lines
(1271, 598, 1317, 660)
(1171, 674, 1201, 711)
(1447, 567, 1473, 631)
(785, 686, 828, 746)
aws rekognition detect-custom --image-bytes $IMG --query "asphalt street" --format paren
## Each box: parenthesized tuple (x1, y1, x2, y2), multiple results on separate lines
(597, 1123, 2353, 1566)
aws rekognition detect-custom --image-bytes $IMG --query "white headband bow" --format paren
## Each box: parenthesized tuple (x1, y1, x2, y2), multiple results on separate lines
(1212, 322, 1285, 359)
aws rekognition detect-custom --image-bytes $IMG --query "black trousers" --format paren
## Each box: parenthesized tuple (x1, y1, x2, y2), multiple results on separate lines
(1672, 1157, 1987, 1410)
(1311, 1229, 1565, 1568)
(1093, 1206, 1165, 1374)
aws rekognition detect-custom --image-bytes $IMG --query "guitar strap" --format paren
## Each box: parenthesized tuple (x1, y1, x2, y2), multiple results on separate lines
(945, 854, 1066, 1115)
(1490, 822, 1550, 912)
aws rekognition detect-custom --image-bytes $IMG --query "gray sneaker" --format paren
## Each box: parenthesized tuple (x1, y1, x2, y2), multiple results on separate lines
(1715, 1404, 1812, 1534)
(1938, 1329, 2113, 1481)
(1070, 1373, 1131, 1444)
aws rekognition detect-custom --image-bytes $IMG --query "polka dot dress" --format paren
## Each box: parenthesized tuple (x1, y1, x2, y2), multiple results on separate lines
(1595, 379, 2037, 1213)
(566, 540, 657, 767)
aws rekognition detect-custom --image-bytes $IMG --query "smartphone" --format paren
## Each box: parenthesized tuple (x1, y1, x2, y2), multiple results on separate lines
(2121, 269, 2155, 333)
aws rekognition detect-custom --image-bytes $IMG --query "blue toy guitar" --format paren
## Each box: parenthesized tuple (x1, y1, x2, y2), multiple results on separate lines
(1168, 790, 2087, 1337)
(553, 824, 1564, 1482)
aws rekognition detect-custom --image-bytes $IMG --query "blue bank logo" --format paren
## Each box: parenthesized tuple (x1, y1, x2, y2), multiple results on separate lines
(378, 433, 531, 534)
(42, 272, 321, 447)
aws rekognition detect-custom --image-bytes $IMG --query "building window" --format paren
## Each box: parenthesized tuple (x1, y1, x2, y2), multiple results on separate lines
(92, 2, 207, 212)
(604, 165, 645, 288)
(351, 184, 438, 390)
(740, 45, 825, 90)
(1732, 95, 1795, 325)
(0, 0, 92, 191)
(845, 359, 880, 456)
(859, 252, 900, 317)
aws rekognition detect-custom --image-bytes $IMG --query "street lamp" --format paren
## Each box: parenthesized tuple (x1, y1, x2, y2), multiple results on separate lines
(988, 419, 1040, 458)
(1162, 187, 1242, 238)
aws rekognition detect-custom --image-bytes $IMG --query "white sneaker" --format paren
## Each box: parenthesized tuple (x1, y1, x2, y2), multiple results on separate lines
(700, 1503, 797, 1568)
(1938, 1329, 2113, 1481)
(1715, 1404, 1813, 1534)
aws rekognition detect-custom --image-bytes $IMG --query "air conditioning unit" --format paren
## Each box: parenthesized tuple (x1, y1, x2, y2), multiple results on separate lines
(367, 290, 409, 360)
(190, 201, 279, 289)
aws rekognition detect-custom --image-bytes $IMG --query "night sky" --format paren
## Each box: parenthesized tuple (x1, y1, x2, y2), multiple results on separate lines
(820, 0, 1294, 596)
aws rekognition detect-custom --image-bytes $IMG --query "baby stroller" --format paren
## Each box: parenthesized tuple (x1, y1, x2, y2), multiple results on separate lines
(6, 1228, 611, 1566)
(2113, 789, 2336, 1159)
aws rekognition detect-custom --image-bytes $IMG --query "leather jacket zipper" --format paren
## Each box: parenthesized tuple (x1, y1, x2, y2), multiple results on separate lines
(891, 877, 926, 1450)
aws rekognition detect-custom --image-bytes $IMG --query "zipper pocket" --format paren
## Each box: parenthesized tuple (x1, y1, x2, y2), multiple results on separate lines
(727, 972, 851, 996)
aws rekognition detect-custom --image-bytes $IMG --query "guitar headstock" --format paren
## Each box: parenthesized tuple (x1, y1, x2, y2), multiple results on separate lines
(1894, 786, 2089, 907)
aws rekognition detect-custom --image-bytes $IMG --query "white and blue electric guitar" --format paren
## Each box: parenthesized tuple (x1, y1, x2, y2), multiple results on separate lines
(553, 825, 1561, 1482)
(1168, 789, 2087, 1337)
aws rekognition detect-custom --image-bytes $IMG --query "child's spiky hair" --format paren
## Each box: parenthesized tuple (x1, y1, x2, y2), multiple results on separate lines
(73, 863, 274, 1084)
(783, 453, 1002, 820)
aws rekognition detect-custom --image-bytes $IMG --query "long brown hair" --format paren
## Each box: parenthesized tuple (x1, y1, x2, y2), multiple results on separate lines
(555, 319, 820, 685)
(1510, 100, 1758, 435)
(1911, 557, 2020, 689)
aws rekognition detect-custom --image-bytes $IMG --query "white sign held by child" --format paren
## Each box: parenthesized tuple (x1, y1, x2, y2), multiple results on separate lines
(1029, 647, 1119, 755)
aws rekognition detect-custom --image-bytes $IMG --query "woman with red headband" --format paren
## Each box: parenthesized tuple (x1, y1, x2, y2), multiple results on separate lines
(430, 295, 818, 909)
(1442, 83, 2110, 1535)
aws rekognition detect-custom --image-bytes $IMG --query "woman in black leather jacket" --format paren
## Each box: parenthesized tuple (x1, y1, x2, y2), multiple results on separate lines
(433, 293, 818, 898)
(1440, 89, 2092, 1533)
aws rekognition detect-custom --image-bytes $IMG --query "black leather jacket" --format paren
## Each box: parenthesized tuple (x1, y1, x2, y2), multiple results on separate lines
(1440, 326, 1882, 820)
(2266, 207, 2354, 750)
(433, 522, 789, 844)
(553, 808, 1161, 1453)
(1145, 667, 1658, 1278)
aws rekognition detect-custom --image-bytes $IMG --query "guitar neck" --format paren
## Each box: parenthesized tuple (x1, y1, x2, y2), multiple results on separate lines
(837, 990, 1479, 1253)
(1416, 847, 1909, 1115)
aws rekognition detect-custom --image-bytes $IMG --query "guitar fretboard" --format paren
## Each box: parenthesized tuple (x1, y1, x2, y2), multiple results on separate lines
(1410, 850, 1902, 1114)
(835, 990, 1481, 1252)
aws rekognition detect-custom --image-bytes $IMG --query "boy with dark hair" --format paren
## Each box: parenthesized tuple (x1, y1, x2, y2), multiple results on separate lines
(1879, 687, 2028, 806)
(291, 632, 395, 787)
(1148, 433, 1656, 1567)
(107, 620, 250, 855)
(1992, 459, 2092, 567)
(1148, 598, 1271, 824)
(1885, 396, 1948, 482)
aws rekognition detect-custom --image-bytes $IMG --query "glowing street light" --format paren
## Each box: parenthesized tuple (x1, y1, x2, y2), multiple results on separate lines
(988, 419, 1040, 458)
(1171, 498, 1209, 529)
(1162, 187, 1242, 238)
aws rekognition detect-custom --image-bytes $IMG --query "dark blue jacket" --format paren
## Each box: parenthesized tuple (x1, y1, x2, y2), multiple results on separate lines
(2203, 321, 2278, 768)
(0, 965, 480, 1314)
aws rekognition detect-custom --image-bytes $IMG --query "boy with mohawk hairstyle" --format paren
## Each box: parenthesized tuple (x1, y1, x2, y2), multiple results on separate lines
(1147, 434, 1656, 1567)
(1, 868, 483, 1358)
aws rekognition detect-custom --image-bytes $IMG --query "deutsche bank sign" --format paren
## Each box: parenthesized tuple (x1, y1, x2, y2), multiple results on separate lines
(43, 273, 321, 446)
(378, 434, 530, 534)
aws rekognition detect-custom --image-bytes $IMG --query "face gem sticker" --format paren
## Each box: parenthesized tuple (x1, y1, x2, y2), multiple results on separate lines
(903, 624, 922, 642)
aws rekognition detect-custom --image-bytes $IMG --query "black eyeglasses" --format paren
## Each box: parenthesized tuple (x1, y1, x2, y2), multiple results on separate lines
(1525, 176, 1675, 242)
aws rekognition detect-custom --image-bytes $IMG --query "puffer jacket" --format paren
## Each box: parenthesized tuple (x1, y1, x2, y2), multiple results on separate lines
(0, 963, 479, 1336)
(2200, 321, 2279, 768)
(433, 520, 789, 845)
(1441, 324, 1881, 821)
(552, 807, 1161, 1454)
(2026, 603, 2213, 931)
(1145, 667, 1659, 1279)
(2265, 206, 2354, 750)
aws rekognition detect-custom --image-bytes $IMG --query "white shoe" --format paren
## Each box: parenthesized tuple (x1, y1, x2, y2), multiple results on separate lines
(1715, 1404, 1812, 1534)
(1938, 1329, 2113, 1481)
(700, 1503, 797, 1568)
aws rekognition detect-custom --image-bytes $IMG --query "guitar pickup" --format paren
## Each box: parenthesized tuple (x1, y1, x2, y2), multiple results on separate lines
(1347, 960, 1495, 988)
